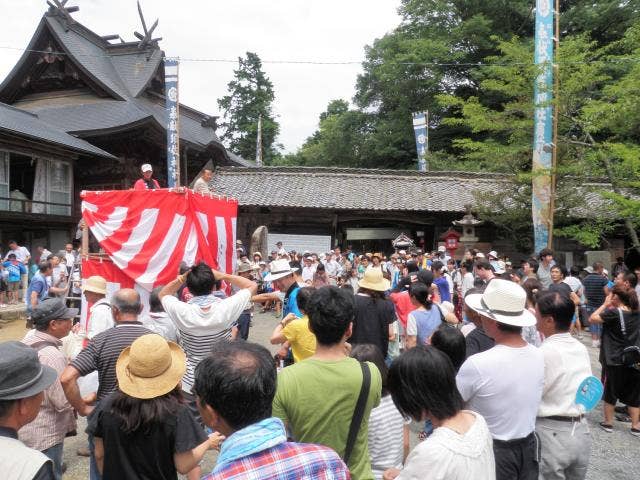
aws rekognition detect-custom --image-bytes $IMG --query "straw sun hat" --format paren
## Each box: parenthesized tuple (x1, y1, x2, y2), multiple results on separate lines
(358, 268, 390, 292)
(82, 275, 107, 295)
(116, 334, 186, 399)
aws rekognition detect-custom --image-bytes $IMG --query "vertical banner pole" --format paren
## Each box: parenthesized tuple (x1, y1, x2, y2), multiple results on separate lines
(532, 0, 555, 254)
(255, 114, 263, 166)
(412, 111, 428, 172)
(164, 57, 180, 187)
(548, 0, 560, 249)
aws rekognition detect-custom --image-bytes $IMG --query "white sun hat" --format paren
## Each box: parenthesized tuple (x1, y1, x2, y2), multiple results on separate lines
(263, 259, 298, 282)
(464, 278, 536, 327)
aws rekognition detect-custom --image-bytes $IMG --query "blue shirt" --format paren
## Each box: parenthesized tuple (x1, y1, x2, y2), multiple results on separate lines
(2, 261, 26, 282)
(434, 276, 451, 303)
(409, 307, 443, 346)
(26, 272, 49, 313)
(283, 283, 302, 318)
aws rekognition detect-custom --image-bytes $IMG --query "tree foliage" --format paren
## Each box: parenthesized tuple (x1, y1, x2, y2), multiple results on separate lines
(217, 52, 280, 164)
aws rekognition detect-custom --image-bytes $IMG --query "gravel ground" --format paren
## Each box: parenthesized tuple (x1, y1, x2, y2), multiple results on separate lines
(2, 310, 639, 479)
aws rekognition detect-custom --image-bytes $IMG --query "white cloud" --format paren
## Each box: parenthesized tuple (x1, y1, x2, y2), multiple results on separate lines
(0, 0, 400, 153)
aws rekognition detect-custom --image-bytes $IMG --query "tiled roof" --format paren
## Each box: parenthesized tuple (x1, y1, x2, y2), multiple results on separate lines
(210, 166, 514, 212)
(0, 12, 243, 163)
(0, 102, 115, 158)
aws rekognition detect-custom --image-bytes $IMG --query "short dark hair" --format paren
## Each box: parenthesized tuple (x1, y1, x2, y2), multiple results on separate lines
(496, 322, 522, 334)
(0, 399, 17, 420)
(475, 259, 492, 271)
(307, 286, 354, 346)
(186, 262, 215, 297)
(622, 272, 638, 288)
(350, 344, 388, 395)
(593, 261, 604, 272)
(289, 260, 301, 271)
(149, 287, 163, 313)
(38, 260, 51, 273)
(8, 240, 17, 245)
(570, 265, 580, 277)
(526, 258, 539, 273)
(194, 342, 276, 431)
(387, 346, 463, 421)
(539, 248, 554, 259)
(7, 253, 16, 260)
(296, 286, 315, 313)
(461, 260, 473, 272)
(550, 264, 567, 278)
(405, 260, 419, 273)
(536, 291, 575, 331)
(430, 324, 466, 372)
(611, 285, 639, 312)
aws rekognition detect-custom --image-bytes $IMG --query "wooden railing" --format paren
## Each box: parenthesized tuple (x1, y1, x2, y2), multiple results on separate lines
(0, 196, 72, 216)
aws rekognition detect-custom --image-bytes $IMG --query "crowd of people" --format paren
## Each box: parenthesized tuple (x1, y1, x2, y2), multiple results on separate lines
(0, 238, 639, 480)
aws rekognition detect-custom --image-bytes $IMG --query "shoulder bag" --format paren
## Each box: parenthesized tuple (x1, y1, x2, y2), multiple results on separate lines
(343, 361, 371, 465)
(617, 308, 640, 371)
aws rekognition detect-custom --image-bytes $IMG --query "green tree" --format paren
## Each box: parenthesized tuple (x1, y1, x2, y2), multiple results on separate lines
(217, 52, 280, 164)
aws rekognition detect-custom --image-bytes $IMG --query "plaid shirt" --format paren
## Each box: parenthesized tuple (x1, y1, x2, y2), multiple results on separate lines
(203, 441, 350, 480)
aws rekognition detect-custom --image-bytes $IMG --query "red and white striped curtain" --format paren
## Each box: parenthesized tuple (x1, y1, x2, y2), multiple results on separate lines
(81, 189, 238, 291)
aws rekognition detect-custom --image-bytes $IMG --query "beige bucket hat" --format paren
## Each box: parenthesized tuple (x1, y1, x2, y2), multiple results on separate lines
(82, 275, 107, 295)
(358, 268, 390, 292)
(116, 334, 186, 399)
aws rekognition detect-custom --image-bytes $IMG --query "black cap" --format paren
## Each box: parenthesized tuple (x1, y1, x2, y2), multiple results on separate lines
(31, 298, 78, 328)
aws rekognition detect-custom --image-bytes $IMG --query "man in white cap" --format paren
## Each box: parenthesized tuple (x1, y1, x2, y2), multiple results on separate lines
(133, 164, 160, 190)
(265, 259, 302, 318)
(456, 279, 544, 480)
(82, 276, 113, 341)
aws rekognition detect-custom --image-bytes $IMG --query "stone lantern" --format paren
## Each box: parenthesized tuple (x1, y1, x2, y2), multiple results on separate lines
(452, 204, 483, 247)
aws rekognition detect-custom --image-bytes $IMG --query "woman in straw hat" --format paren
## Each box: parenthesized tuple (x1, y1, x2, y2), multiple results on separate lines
(87, 334, 223, 479)
(350, 268, 396, 359)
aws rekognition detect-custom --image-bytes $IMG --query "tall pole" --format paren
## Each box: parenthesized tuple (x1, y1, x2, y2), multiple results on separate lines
(531, 0, 555, 254)
(548, 0, 560, 248)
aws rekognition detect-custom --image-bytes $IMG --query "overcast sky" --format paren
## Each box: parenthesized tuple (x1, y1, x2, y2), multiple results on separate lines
(0, 0, 401, 153)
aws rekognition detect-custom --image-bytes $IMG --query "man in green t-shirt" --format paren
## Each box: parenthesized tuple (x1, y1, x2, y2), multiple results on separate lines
(273, 286, 381, 480)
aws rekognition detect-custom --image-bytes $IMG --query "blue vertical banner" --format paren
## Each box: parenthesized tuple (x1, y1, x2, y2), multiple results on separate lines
(412, 111, 428, 172)
(532, 0, 555, 253)
(164, 57, 180, 187)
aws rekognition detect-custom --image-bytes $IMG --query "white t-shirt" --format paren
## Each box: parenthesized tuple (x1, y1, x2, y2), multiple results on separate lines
(86, 298, 114, 339)
(368, 395, 406, 479)
(5, 246, 30, 264)
(563, 276, 583, 294)
(162, 289, 251, 392)
(141, 311, 179, 343)
(397, 411, 495, 480)
(456, 344, 544, 440)
(537, 333, 592, 417)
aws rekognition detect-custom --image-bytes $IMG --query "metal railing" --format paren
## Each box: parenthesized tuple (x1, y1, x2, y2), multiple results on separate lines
(0, 196, 72, 216)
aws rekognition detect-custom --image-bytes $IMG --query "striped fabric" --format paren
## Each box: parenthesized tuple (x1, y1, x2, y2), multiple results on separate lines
(81, 189, 238, 290)
(161, 290, 252, 393)
(367, 395, 406, 480)
(71, 323, 152, 400)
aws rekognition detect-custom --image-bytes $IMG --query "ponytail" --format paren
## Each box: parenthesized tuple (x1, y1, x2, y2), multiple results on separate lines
(409, 282, 433, 310)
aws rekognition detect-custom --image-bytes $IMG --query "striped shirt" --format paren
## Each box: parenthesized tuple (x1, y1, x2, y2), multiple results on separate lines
(583, 273, 608, 309)
(162, 289, 252, 393)
(19, 331, 75, 451)
(367, 395, 406, 480)
(71, 323, 151, 401)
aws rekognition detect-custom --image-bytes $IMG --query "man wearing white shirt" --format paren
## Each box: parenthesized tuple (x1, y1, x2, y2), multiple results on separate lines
(64, 243, 76, 275)
(5, 240, 30, 301)
(301, 255, 316, 284)
(82, 276, 113, 340)
(457, 279, 544, 480)
(535, 291, 593, 480)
